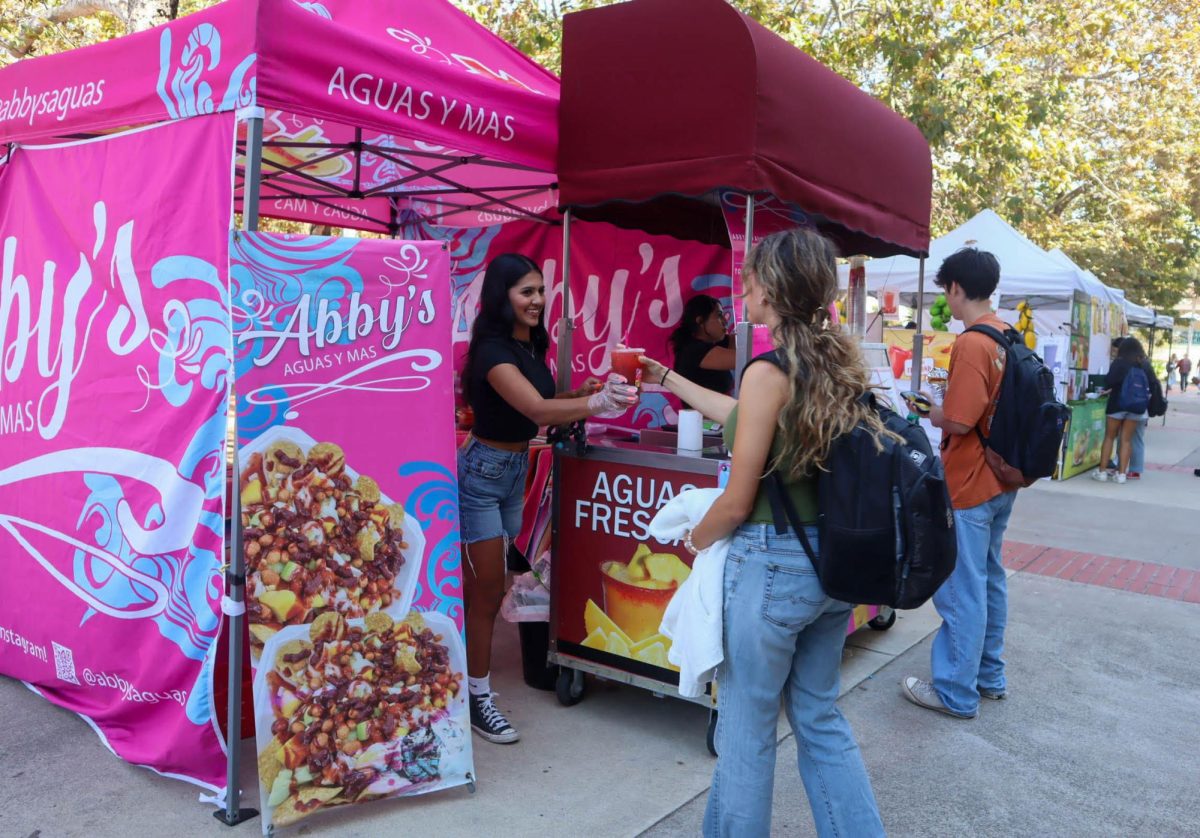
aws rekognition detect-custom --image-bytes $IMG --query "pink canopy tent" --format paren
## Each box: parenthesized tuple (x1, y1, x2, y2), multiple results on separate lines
(0, 0, 559, 232)
(0, 1, 558, 826)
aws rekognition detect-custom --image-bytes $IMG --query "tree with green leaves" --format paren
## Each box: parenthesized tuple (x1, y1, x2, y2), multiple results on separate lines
(2, 0, 1196, 309)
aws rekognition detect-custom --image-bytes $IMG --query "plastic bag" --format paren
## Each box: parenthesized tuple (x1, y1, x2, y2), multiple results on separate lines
(501, 552, 551, 623)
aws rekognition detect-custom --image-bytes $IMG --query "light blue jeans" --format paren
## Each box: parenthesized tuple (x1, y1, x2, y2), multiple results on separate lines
(931, 491, 1017, 716)
(703, 524, 884, 838)
(1130, 418, 1146, 473)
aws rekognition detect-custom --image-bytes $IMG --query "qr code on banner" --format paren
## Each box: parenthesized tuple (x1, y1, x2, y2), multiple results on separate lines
(53, 642, 80, 685)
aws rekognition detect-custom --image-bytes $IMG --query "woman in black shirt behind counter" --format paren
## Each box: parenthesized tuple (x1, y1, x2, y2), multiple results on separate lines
(670, 294, 736, 404)
(459, 253, 637, 744)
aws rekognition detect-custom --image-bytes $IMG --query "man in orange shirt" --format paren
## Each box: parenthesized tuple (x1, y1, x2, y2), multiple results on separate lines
(902, 248, 1017, 719)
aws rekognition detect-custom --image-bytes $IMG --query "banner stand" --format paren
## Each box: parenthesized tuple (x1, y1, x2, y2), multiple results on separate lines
(215, 107, 265, 829)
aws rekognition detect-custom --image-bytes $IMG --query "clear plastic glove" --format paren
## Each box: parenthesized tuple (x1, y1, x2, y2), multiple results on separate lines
(588, 373, 639, 418)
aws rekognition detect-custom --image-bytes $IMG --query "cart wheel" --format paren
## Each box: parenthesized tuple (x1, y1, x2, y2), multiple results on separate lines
(869, 607, 897, 631)
(706, 711, 718, 757)
(555, 667, 586, 706)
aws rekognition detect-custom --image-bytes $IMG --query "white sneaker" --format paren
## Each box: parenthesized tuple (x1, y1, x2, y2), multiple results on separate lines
(901, 676, 977, 719)
(1090, 469, 1109, 482)
(1114, 472, 1127, 484)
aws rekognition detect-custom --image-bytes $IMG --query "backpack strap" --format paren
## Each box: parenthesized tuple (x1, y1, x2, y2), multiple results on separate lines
(739, 349, 786, 383)
(963, 322, 1019, 347)
(765, 471, 818, 563)
(961, 323, 1015, 446)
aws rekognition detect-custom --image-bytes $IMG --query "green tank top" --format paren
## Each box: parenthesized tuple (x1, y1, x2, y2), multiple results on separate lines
(723, 403, 818, 525)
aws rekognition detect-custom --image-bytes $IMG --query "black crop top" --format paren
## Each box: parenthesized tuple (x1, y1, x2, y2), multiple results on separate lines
(468, 337, 556, 442)
(673, 335, 734, 398)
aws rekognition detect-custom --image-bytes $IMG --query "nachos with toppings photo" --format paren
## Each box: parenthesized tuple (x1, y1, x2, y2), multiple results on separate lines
(240, 432, 422, 659)
(256, 611, 467, 827)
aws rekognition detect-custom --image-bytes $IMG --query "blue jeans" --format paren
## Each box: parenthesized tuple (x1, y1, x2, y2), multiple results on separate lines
(703, 524, 884, 838)
(456, 437, 528, 545)
(1130, 418, 1146, 473)
(931, 491, 1017, 716)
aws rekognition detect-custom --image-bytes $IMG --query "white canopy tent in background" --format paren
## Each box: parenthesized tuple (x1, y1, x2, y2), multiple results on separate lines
(837, 209, 1107, 306)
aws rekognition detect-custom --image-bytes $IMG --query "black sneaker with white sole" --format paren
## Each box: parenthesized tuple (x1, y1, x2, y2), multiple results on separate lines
(470, 692, 519, 744)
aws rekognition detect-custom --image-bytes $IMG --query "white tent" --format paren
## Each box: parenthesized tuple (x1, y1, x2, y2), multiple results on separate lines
(838, 209, 1100, 303)
(1124, 299, 1157, 328)
(1045, 248, 1121, 306)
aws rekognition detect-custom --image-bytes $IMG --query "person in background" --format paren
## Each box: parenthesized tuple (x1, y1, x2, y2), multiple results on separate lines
(1093, 337, 1151, 484)
(1179, 355, 1193, 392)
(1109, 337, 1160, 480)
(670, 294, 736, 404)
(1166, 353, 1178, 393)
(459, 253, 638, 744)
(642, 229, 886, 837)
(902, 247, 1017, 720)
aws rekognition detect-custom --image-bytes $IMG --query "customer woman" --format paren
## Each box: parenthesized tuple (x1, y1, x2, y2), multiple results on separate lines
(1093, 337, 1151, 484)
(1166, 353, 1178, 393)
(669, 294, 736, 400)
(460, 253, 637, 744)
(640, 229, 887, 836)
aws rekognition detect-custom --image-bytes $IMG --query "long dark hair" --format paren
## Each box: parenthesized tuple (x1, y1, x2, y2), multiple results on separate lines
(464, 253, 549, 400)
(669, 294, 723, 358)
(1117, 336, 1146, 364)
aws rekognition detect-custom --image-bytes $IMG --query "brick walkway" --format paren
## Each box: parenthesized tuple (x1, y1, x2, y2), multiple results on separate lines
(1003, 541, 1200, 603)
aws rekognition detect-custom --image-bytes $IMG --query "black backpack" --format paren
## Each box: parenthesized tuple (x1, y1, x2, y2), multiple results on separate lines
(964, 324, 1070, 487)
(755, 354, 957, 610)
(1148, 371, 1167, 418)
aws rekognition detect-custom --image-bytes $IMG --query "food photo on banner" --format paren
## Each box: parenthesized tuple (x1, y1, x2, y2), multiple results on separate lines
(553, 456, 718, 680)
(0, 114, 237, 789)
(229, 233, 470, 831)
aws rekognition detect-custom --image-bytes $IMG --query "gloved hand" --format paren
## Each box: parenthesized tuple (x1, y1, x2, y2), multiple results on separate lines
(588, 373, 639, 418)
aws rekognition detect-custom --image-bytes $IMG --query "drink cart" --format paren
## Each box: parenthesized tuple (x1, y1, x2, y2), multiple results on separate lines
(546, 0, 934, 752)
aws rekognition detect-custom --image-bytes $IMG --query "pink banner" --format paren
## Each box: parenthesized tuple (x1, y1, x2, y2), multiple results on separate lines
(403, 218, 734, 429)
(231, 234, 471, 831)
(0, 0, 557, 163)
(256, 0, 558, 172)
(0, 116, 236, 788)
(0, 0, 256, 144)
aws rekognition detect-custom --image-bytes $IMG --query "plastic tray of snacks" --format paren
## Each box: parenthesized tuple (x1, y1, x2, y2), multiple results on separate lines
(253, 609, 470, 827)
(239, 426, 425, 660)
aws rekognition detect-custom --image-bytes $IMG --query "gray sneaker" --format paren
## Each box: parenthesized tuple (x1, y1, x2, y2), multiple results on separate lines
(901, 676, 977, 719)
(978, 687, 1007, 701)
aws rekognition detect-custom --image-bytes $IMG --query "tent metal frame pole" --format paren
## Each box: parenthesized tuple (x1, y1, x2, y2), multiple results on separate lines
(733, 194, 755, 394)
(556, 210, 573, 393)
(216, 108, 263, 829)
(912, 257, 927, 391)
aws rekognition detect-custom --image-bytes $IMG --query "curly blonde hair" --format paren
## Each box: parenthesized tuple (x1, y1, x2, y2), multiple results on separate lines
(744, 228, 898, 478)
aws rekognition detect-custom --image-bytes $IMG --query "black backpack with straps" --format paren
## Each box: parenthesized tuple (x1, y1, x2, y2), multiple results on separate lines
(751, 352, 957, 610)
(963, 323, 1069, 487)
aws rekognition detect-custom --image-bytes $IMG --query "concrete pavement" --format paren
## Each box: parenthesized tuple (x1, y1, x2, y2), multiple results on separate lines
(2, 393, 1198, 837)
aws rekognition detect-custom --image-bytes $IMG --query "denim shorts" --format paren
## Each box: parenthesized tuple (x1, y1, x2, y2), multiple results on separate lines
(1107, 410, 1147, 421)
(457, 437, 529, 545)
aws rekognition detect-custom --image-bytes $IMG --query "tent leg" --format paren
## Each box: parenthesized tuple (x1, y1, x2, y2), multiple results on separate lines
(215, 108, 264, 829)
(555, 210, 573, 393)
(911, 257, 926, 391)
(733, 195, 755, 395)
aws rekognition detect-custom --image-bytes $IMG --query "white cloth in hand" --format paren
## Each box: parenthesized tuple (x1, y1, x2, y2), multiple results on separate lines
(650, 488, 729, 698)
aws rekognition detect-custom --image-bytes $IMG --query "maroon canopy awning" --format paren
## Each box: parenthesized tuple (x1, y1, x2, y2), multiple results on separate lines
(556, 0, 933, 257)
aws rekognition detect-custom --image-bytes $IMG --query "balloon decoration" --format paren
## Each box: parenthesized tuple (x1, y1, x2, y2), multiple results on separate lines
(929, 294, 950, 331)
(1016, 300, 1038, 349)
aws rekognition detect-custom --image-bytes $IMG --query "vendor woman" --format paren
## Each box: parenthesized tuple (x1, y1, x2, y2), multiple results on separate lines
(459, 253, 638, 744)
(670, 294, 736, 401)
